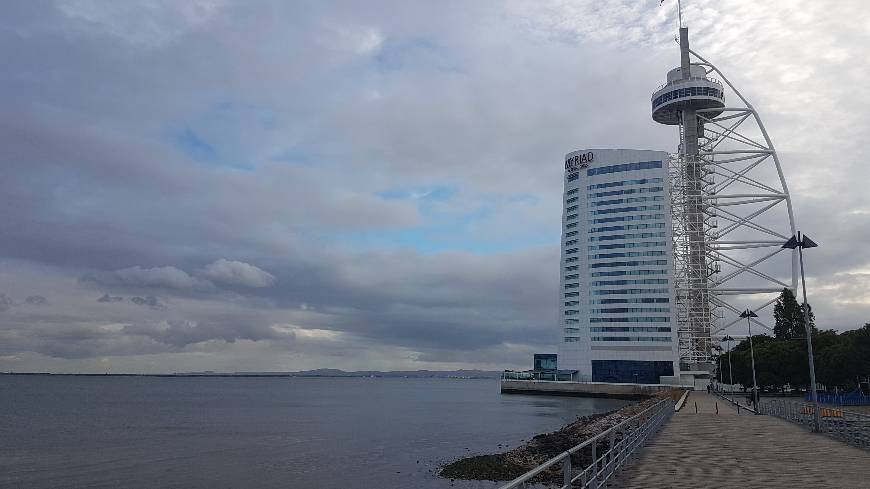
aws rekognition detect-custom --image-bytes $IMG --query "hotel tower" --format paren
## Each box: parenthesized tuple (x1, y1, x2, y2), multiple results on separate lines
(557, 149, 679, 384)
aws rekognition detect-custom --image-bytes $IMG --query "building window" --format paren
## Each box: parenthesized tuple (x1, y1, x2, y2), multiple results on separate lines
(590, 231, 666, 242)
(590, 279, 669, 286)
(564, 265, 579, 271)
(565, 248, 579, 255)
(591, 269, 668, 277)
(564, 283, 580, 289)
(587, 161, 662, 176)
(590, 317, 670, 323)
(564, 337, 580, 342)
(564, 273, 580, 280)
(590, 259, 668, 268)
(565, 257, 579, 263)
(589, 205, 664, 216)
(588, 251, 666, 259)
(591, 298, 670, 304)
(591, 327, 672, 332)
(566, 197, 578, 204)
(567, 188, 579, 196)
(590, 222, 666, 233)
(565, 301, 580, 306)
(591, 336, 672, 342)
(590, 213, 665, 225)
(590, 307, 671, 314)
(590, 288, 670, 295)
(588, 186, 664, 199)
(564, 292, 580, 298)
(588, 178, 663, 190)
(588, 241, 667, 251)
(565, 239, 578, 246)
(566, 222, 578, 229)
(567, 213, 578, 220)
(565, 310, 579, 316)
(566, 231, 579, 237)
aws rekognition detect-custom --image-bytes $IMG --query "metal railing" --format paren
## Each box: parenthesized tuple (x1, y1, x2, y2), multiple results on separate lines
(498, 398, 674, 489)
(759, 399, 870, 450)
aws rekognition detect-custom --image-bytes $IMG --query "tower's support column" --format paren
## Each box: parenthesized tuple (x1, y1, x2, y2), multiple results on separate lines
(679, 27, 712, 366)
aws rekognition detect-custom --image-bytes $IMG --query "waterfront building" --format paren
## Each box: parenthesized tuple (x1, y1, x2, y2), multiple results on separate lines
(556, 149, 679, 384)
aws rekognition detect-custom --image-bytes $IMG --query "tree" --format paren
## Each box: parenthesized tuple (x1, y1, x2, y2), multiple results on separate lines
(773, 288, 813, 340)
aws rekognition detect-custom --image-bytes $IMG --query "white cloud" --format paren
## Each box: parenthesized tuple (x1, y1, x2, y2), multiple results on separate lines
(101, 265, 211, 290)
(199, 259, 276, 288)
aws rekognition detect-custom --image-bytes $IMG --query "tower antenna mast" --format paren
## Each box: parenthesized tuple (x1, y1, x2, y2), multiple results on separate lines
(678, 0, 683, 28)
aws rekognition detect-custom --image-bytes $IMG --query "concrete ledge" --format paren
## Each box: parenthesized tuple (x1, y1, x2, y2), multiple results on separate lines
(501, 379, 687, 399)
(674, 389, 691, 411)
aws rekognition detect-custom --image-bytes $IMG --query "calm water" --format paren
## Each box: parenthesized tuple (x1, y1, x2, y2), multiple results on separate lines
(0, 375, 629, 489)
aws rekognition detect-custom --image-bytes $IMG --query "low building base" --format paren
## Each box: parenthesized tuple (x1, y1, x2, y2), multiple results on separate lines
(500, 379, 688, 399)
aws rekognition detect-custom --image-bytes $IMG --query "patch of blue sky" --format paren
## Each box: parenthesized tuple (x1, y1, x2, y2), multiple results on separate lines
(171, 127, 255, 171)
(171, 100, 290, 171)
(333, 194, 558, 255)
(335, 226, 557, 255)
(173, 128, 217, 162)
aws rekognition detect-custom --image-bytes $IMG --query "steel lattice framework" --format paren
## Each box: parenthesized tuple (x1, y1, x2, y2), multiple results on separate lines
(668, 47, 799, 364)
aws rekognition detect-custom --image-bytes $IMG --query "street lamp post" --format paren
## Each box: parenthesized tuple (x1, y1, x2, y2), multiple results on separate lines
(740, 310, 760, 411)
(723, 335, 735, 403)
(783, 232, 821, 431)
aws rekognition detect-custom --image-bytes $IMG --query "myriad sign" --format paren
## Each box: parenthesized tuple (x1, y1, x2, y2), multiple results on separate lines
(565, 152, 593, 173)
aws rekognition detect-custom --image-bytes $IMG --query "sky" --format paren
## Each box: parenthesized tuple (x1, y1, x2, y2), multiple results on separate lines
(2, 0, 869, 374)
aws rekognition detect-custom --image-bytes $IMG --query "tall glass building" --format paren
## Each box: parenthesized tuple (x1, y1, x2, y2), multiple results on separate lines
(557, 149, 679, 384)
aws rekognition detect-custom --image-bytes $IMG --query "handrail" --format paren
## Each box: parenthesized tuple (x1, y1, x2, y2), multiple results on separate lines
(498, 398, 674, 489)
(759, 399, 870, 450)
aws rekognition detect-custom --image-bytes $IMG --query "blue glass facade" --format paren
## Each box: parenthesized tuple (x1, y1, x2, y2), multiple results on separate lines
(591, 360, 675, 384)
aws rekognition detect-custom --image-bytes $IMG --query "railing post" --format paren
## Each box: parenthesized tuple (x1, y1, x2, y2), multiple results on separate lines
(562, 454, 572, 488)
(590, 441, 598, 489)
(608, 431, 616, 478)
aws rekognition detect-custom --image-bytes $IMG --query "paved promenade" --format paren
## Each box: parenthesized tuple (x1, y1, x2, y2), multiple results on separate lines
(607, 392, 870, 488)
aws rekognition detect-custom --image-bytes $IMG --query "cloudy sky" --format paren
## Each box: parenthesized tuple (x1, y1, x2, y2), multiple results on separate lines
(2, 0, 869, 374)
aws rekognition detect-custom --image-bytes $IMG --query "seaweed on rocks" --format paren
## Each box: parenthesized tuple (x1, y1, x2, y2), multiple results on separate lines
(439, 393, 678, 485)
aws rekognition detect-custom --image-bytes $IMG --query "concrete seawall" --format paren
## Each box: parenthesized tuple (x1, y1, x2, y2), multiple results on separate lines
(500, 379, 683, 399)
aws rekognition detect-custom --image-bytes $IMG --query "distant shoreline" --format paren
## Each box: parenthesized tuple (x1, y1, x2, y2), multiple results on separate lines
(0, 369, 503, 380)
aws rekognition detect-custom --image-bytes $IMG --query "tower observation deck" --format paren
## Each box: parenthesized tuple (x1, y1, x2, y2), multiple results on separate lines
(651, 26, 798, 376)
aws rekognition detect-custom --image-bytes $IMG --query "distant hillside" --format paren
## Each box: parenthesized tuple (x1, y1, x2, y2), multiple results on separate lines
(236, 369, 503, 379)
(3, 369, 504, 379)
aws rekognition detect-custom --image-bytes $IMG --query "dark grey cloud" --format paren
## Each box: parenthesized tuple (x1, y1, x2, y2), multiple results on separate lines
(97, 294, 124, 303)
(129, 296, 163, 309)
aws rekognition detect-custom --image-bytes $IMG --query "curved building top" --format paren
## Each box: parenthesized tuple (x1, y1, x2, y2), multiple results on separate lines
(651, 64, 725, 125)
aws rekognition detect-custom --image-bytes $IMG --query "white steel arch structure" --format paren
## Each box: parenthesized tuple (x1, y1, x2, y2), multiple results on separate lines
(689, 47, 798, 342)
(653, 28, 798, 366)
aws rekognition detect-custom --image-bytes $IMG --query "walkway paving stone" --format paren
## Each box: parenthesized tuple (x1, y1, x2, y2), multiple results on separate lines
(606, 392, 870, 488)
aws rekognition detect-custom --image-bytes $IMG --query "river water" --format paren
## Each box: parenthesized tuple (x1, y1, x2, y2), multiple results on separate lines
(0, 375, 629, 488)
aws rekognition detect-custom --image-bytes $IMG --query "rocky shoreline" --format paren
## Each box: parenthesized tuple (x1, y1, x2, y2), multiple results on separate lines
(439, 391, 681, 485)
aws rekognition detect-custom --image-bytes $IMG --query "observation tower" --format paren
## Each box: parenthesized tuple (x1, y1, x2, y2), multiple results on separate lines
(651, 25, 798, 377)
